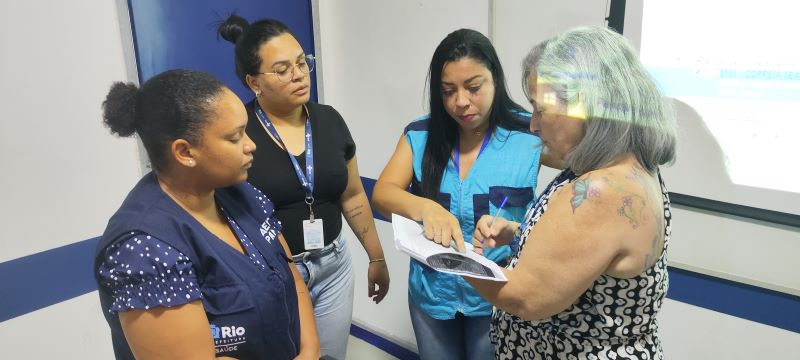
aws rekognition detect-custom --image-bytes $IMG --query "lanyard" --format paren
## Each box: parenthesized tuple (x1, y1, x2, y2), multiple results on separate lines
(254, 104, 317, 219)
(453, 129, 493, 175)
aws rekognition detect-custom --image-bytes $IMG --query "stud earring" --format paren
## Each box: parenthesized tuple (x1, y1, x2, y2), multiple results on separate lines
(188, 159, 194, 166)
(255, 90, 262, 97)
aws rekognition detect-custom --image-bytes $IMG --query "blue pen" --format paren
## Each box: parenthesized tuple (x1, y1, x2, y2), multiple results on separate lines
(484, 196, 508, 244)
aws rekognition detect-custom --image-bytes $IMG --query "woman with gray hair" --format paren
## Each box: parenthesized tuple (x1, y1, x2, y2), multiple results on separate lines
(441, 26, 676, 358)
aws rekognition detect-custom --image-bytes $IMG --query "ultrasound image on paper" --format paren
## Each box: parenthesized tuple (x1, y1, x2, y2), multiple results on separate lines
(426, 253, 494, 277)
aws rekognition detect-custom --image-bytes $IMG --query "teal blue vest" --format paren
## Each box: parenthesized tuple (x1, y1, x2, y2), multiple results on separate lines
(405, 114, 542, 319)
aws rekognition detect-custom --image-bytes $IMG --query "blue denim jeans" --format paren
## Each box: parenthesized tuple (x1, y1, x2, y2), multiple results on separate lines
(408, 295, 494, 360)
(293, 233, 354, 360)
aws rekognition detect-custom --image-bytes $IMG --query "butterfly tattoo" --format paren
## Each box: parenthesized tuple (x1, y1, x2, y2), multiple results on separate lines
(571, 177, 600, 213)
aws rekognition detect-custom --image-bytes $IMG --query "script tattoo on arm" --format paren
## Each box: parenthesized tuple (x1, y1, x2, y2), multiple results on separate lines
(344, 204, 364, 219)
(355, 226, 370, 245)
(344, 205, 369, 244)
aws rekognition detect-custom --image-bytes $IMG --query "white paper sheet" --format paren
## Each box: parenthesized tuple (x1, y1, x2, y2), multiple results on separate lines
(391, 214, 507, 282)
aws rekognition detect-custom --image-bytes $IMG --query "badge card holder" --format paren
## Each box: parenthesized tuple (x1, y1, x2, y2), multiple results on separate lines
(302, 196, 324, 250)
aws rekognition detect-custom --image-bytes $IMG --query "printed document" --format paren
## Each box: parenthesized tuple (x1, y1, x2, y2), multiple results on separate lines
(392, 214, 507, 281)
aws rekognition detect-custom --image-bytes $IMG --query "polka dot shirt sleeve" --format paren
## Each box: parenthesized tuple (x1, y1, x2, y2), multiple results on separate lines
(97, 233, 201, 314)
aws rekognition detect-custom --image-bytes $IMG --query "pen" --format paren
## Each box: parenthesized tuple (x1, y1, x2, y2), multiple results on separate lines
(484, 196, 508, 243)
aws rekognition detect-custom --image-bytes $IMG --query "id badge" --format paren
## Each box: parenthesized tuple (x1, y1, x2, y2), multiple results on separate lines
(302, 219, 324, 250)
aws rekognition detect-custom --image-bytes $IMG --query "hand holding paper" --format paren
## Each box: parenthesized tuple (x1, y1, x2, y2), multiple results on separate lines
(392, 214, 507, 282)
(419, 201, 466, 253)
(472, 213, 518, 256)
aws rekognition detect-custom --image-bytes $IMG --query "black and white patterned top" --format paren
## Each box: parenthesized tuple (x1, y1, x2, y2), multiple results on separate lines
(492, 169, 671, 360)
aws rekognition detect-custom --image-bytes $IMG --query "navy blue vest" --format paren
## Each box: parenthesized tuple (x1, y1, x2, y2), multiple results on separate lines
(95, 173, 300, 359)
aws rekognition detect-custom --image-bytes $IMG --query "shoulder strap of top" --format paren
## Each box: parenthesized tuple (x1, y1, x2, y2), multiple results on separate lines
(657, 169, 671, 251)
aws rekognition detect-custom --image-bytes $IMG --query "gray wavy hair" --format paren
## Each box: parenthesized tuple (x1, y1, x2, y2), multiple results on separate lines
(522, 26, 676, 175)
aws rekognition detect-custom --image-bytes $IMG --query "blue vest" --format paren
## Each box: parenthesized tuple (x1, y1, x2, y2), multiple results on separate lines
(95, 173, 300, 359)
(405, 115, 541, 319)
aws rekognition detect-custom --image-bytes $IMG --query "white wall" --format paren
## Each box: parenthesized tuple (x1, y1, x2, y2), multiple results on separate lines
(0, 293, 113, 358)
(0, 0, 141, 261)
(659, 299, 799, 358)
(0, 0, 138, 357)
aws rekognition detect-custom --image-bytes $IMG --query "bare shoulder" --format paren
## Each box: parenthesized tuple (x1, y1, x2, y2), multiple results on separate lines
(550, 163, 662, 233)
(524, 161, 665, 279)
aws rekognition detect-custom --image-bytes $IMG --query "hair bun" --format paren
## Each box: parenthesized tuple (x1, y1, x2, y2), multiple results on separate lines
(218, 14, 250, 44)
(102, 82, 139, 137)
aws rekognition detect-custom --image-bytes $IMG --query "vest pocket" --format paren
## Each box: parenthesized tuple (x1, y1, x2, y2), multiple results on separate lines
(488, 186, 534, 209)
(473, 186, 534, 226)
(201, 284, 255, 315)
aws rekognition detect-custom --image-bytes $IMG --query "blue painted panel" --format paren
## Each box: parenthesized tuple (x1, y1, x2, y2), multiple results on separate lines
(127, 0, 317, 102)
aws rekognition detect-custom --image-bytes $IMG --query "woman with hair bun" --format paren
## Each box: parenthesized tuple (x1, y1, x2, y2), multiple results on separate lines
(95, 69, 320, 360)
(218, 15, 390, 360)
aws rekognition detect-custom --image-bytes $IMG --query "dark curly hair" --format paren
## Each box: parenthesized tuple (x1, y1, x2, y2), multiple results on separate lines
(102, 69, 227, 171)
(217, 14, 292, 89)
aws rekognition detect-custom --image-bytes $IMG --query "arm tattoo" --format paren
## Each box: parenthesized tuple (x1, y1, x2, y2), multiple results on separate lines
(570, 177, 601, 212)
(615, 167, 657, 229)
(617, 194, 648, 229)
(644, 190, 666, 271)
(344, 204, 364, 219)
(355, 226, 369, 244)
(571, 169, 658, 230)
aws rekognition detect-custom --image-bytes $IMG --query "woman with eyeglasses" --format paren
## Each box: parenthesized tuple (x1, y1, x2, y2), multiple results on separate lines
(372, 29, 543, 359)
(218, 15, 390, 360)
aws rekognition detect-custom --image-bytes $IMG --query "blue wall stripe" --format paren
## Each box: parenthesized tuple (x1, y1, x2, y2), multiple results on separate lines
(350, 323, 419, 360)
(667, 266, 800, 333)
(0, 177, 798, 337)
(0, 237, 99, 322)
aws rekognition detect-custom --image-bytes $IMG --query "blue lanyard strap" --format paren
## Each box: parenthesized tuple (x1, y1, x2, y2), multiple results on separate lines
(254, 104, 314, 201)
(453, 129, 493, 175)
